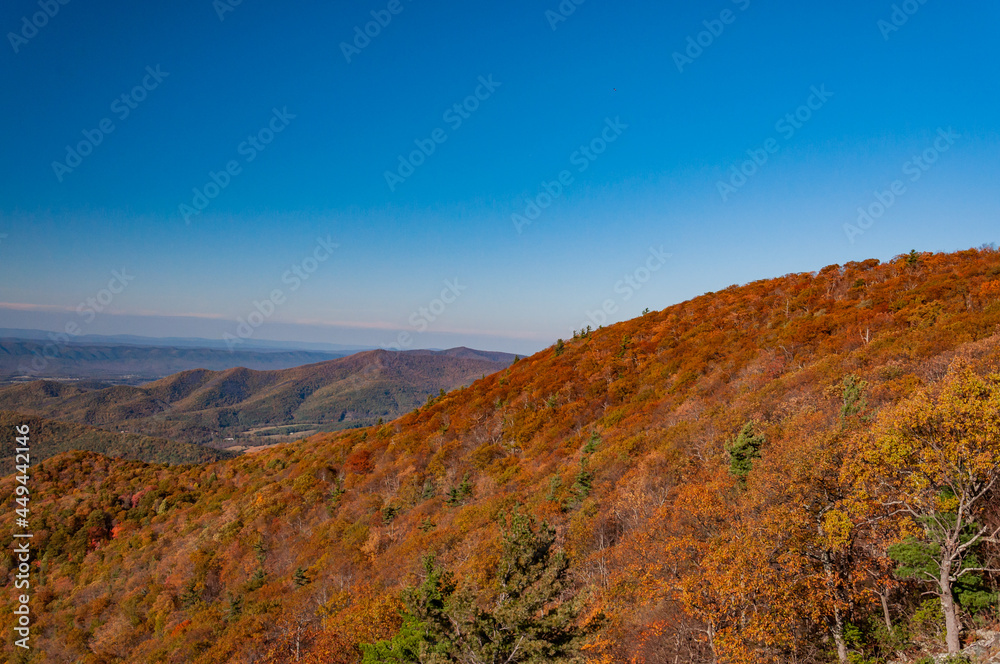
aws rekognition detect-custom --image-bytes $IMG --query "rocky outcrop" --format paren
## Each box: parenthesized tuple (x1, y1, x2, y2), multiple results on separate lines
(963, 631, 1000, 663)
(891, 631, 1000, 664)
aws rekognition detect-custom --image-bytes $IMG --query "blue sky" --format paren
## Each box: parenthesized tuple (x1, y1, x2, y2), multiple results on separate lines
(1, 0, 998, 355)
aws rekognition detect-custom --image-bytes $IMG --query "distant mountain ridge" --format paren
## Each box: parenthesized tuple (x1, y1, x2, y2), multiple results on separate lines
(0, 347, 516, 445)
(0, 338, 350, 383)
(0, 328, 373, 352)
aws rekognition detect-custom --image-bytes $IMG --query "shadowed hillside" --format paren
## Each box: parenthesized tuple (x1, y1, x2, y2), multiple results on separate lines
(0, 411, 233, 474)
(5, 249, 1000, 663)
(0, 347, 516, 446)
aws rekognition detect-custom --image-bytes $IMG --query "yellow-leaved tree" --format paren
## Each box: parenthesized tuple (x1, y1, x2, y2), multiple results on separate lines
(848, 362, 1000, 655)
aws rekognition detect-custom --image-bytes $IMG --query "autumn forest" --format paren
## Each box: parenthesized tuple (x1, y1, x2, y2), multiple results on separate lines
(7, 247, 1000, 664)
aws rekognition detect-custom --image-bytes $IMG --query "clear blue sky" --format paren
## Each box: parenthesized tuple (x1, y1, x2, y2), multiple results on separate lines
(1, 0, 998, 355)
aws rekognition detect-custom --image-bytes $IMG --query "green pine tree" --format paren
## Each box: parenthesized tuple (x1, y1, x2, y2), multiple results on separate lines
(293, 566, 309, 587)
(225, 594, 243, 622)
(361, 614, 431, 664)
(364, 512, 595, 663)
(726, 421, 765, 486)
(840, 374, 867, 419)
(445, 474, 473, 506)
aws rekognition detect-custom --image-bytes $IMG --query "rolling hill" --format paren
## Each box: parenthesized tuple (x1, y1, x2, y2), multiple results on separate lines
(0, 347, 516, 446)
(0, 411, 233, 474)
(5, 249, 1000, 664)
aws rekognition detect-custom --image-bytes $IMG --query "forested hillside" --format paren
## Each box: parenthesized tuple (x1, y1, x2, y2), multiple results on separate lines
(4, 248, 1000, 664)
(0, 412, 233, 474)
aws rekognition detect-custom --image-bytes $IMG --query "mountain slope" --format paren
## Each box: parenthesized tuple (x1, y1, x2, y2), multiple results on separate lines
(0, 347, 516, 445)
(0, 411, 233, 474)
(4, 249, 1000, 663)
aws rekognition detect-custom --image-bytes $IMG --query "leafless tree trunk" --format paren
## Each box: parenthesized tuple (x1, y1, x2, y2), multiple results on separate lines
(940, 557, 962, 654)
(877, 587, 892, 631)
